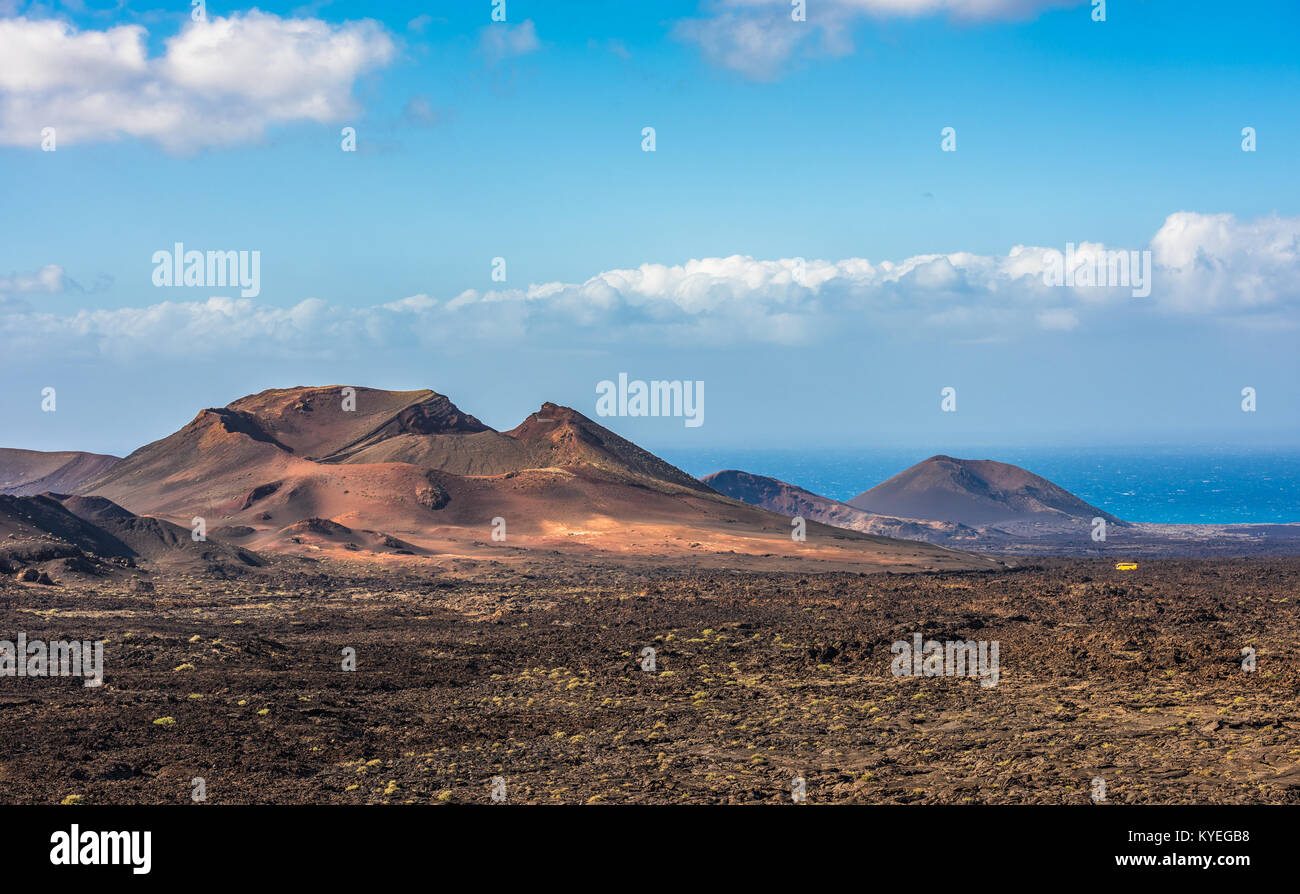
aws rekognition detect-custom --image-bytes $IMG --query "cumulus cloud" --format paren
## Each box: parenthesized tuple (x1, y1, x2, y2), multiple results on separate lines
(1150, 211, 1300, 313)
(677, 0, 1082, 78)
(2, 212, 1295, 361)
(0, 13, 396, 150)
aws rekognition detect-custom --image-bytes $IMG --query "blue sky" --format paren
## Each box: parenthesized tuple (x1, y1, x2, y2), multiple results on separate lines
(1, 0, 1298, 454)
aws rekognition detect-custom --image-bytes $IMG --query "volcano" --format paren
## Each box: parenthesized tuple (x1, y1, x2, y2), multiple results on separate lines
(847, 455, 1122, 527)
(59, 386, 996, 572)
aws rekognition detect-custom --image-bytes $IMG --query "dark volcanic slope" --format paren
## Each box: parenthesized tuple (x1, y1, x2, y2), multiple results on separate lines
(0, 448, 120, 496)
(0, 492, 265, 575)
(848, 455, 1122, 527)
(702, 469, 981, 544)
(0, 494, 135, 559)
(702, 469, 834, 517)
(47, 493, 137, 522)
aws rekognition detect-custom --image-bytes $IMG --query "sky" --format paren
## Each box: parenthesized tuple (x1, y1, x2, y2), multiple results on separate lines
(1, 0, 1298, 455)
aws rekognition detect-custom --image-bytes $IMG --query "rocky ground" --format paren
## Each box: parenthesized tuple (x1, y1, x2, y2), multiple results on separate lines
(1, 556, 1297, 804)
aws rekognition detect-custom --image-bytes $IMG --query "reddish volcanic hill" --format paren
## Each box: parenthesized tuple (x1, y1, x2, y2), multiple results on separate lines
(504, 403, 713, 493)
(228, 386, 491, 460)
(0, 448, 120, 496)
(848, 455, 1122, 527)
(71, 386, 997, 572)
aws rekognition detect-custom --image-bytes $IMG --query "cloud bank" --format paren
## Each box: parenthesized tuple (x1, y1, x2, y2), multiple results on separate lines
(2, 212, 1295, 362)
(0, 12, 396, 150)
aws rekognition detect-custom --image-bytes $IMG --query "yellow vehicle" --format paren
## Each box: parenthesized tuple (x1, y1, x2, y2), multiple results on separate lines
(1114, 562, 1138, 571)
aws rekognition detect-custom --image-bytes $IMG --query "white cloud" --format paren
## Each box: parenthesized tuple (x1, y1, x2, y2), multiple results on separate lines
(1151, 211, 1300, 313)
(678, 0, 1081, 78)
(673, 13, 825, 81)
(2, 213, 1295, 361)
(0, 13, 396, 150)
(479, 20, 540, 64)
(0, 263, 64, 294)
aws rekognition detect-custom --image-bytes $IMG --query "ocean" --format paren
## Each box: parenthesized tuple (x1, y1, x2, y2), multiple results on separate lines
(656, 446, 1300, 525)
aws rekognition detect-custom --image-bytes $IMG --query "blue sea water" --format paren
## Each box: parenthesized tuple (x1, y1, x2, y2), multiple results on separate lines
(656, 447, 1300, 525)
